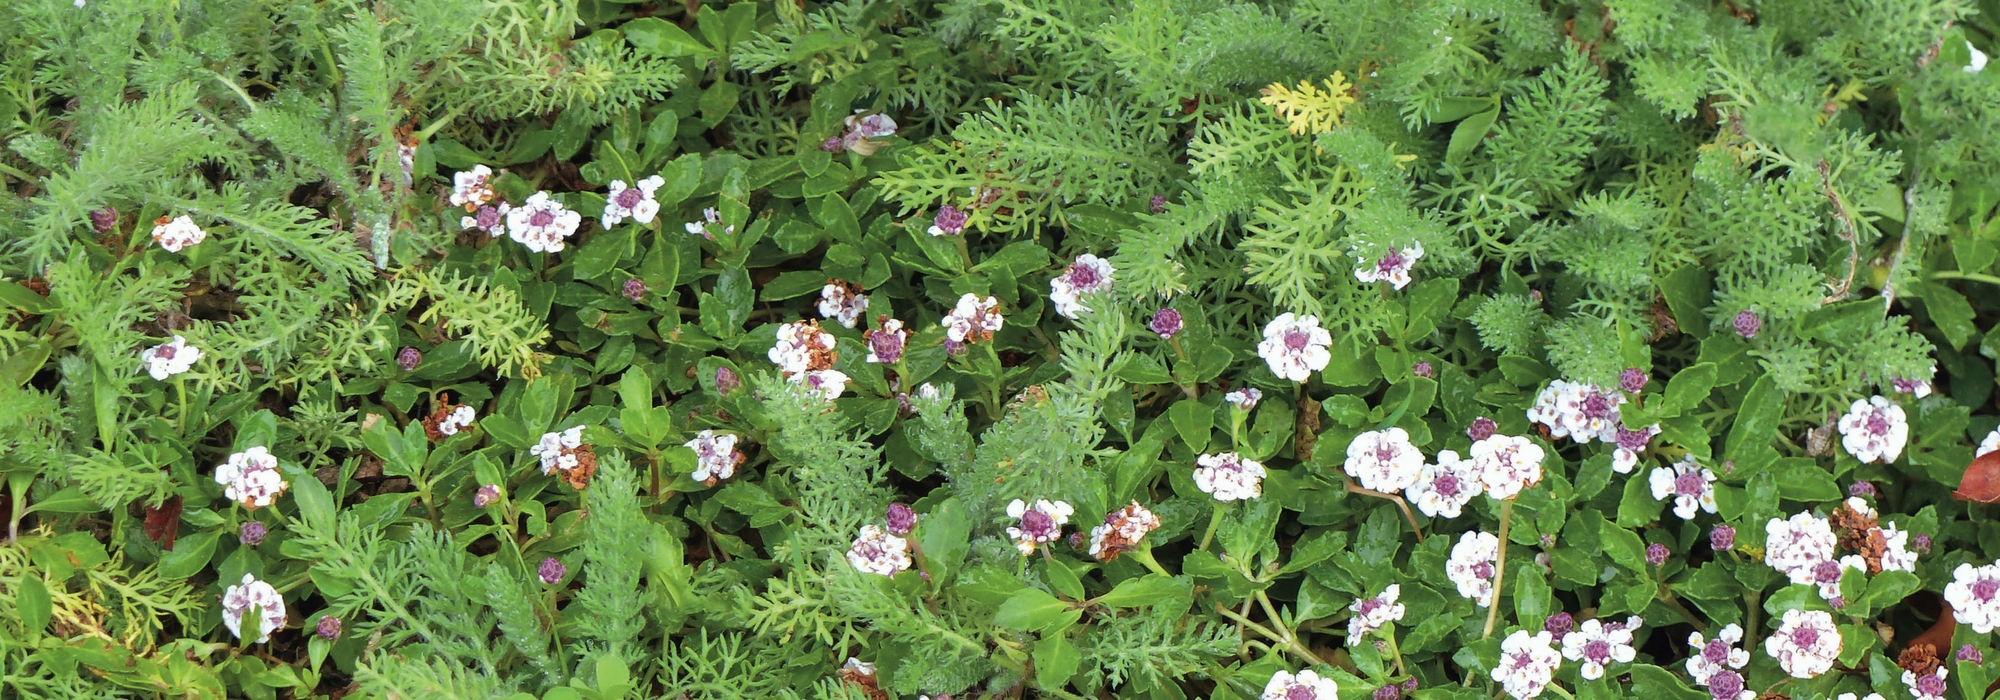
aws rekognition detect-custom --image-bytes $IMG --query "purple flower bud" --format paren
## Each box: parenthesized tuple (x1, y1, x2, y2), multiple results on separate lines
(623, 278, 647, 302)
(474, 484, 502, 508)
(90, 207, 119, 234)
(1467, 417, 1497, 441)
(1915, 534, 1933, 553)
(1619, 368, 1648, 393)
(1733, 311, 1760, 339)
(1528, 290, 1543, 303)
(1645, 543, 1669, 566)
(538, 557, 566, 585)
(1401, 679, 1419, 693)
(1374, 685, 1401, 700)
(239, 521, 268, 547)
(315, 615, 342, 640)
(1544, 612, 1575, 640)
(821, 136, 845, 152)
(1412, 361, 1434, 379)
(714, 366, 742, 394)
(1150, 195, 1167, 214)
(397, 347, 422, 371)
(944, 339, 966, 356)
(1707, 670, 1745, 700)
(1150, 308, 1183, 339)
(931, 205, 967, 237)
(1849, 481, 1876, 497)
(1959, 644, 1984, 664)
(886, 503, 917, 536)
(1710, 525, 1735, 551)
(1829, 595, 1847, 610)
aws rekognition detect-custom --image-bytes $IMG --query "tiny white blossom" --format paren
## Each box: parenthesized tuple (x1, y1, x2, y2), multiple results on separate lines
(221, 573, 286, 643)
(1808, 554, 1868, 604)
(1354, 242, 1424, 290)
(684, 430, 745, 485)
(215, 446, 288, 510)
(1837, 694, 1886, 700)
(1471, 434, 1544, 500)
(1261, 669, 1339, 700)
(1685, 623, 1751, 686)
(1970, 42, 1990, 73)
(460, 202, 511, 236)
(1764, 609, 1841, 678)
(1005, 499, 1073, 556)
(602, 175, 665, 227)
(847, 524, 913, 576)
(1648, 457, 1718, 520)
(150, 215, 208, 253)
(1526, 379, 1623, 444)
(505, 191, 582, 253)
(1225, 388, 1263, 411)
(942, 293, 1004, 344)
(1257, 313, 1332, 382)
(1610, 424, 1660, 474)
(1345, 427, 1424, 493)
(1346, 585, 1406, 644)
(1905, 667, 1949, 700)
(1836, 395, 1908, 464)
(1446, 530, 1501, 607)
(1562, 617, 1639, 680)
(1980, 426, 2000, 457)
(683, 207, 732, 239)
(436, 405, 477, 436)
(1878, 523, 1919, 572)
(791, 369, 849, 401)
(1764, 512, 1836, 586)
(1088, 501, 1162, 561)
(768, 320, 837, 376)
(818, 282, 869, 329)
(1946, 561, 2000, 634)
(449, 165, 496, 208)
(1048, 254, 1114, 319)
(531, 426, 588, 476)
(1193, 452, 1266, 502)
(1406, 449, 1483, 518)
(1492, 630, 1562, 699)
(140, 335, 202, 380)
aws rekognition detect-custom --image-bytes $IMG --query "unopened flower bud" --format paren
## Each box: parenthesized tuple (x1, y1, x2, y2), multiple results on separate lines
(474, 484, 502, 508)
(1544, 611, 1574, 640)
(1150, 308, 1183, 339)
(397, 347, 422, 371)
(1915, 534, 1933, 553)
(1646, 542, 1669, 566)
(1849, 481, 1876, 497)
(316, 615, 342, 640)
(1710, 525, 1736, 551)
(1374, 685, 1401, 700)
(1467, 416, 1497, 441)
(538, 557, 566, 585)
(623, 278, 647, 302)
(1401, 679, 1419, 693)
(1733, 311, 1761, 339)
(714, 366, 742, 394)
(1959, 644, 1983, 664)
(1620, 368, 1647, 393)
(90, 207, 119, 234)
(1412, 361, 1434, 379)
(886, 503, 917, 536)
(239, 521, 267, 546)
(1150, 195, 1167, 213)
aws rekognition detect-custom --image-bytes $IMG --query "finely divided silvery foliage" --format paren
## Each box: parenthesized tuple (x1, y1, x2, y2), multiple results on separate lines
(5, 0, 2000, 698)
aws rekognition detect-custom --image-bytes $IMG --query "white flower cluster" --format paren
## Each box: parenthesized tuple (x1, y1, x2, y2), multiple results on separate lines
(791, 369, 850, 401)
(215, 447, 288, 510)
(1193, 452, 1266, 502)
(1684, 624, 1751, 686)
(1004, 499, 1073, 556)
(1946, 560, 2000, 634)
(1764, 512, 1837, 585)
(1837, 395, 1908, 464)
(531, 426, 589, 476)
(1905, 668, 1949, 700)
(1088, 501, 1161, 561)
(505, 192, 582, 252)
(150, 215, 207, 252)
(1764, 609, 1841, 678)
(434, 405, 477, 437)
(769, 320, 838, 376)
(1048, 254, 1114, 319)
(1561, 617, 1640, 680)
(942, 293, 1004, 345)
(683, 207, 733, 239)
(450, 165, 496, 208)
(140, 335, 202, 380)
(1406, 449, 1482, 518)
(1345, 584, 1405, 643)
(221, 573, 286, 643)
(1224, 388, 1262, 412)
(1492, 630, 1562, 699)
(1765, 500, 1921, 606)
(1527, 380, 1626, 445)
(1471, 433, 1545, 500)
(1354, 242, 1424, 290)
(601, 176, 665, 227)
(817, 282, 869, 329)
(1256, 313, 1331, 382)
(1647, 456, 1718, 520)
(1446, 530, 1501, 607)
(846, 524, 913, 576)
(1345, 428, 1424, 493)
(684, 429, 745, 486)
(1261, 669, 1338, 700)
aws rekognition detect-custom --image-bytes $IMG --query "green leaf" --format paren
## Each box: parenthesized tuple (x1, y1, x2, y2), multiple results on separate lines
(1725, 374, 1784, 471)
(1040, 559, 1084, 600)
(1924, 283, 1980, 349)
(1661, 363, 1716, 415)
(1096, 574, 1187, 608)
(292, 471, 336, 531)
(1033, 635, 1082, 689)
(1628, 664, 1705, 700)
(1447, 109, 1499, 164)
(713, 482, 792, 527)
(29, 486, 100, 513)
(995, 587, 1079, 632)
(921, 499, 973, 584)
(1168, 400, 1214, 454)
(1862, 570, 1919, 611)
(1616, 470, 1666, 527)
(158, 530, 220, 580)
(480, 414, 533, 450)
(1513, 567, 1551, 630)
(1114, 354, 1174, 385)
(1600, 518, 1647, 571)
(17, 574, 50, 634)
(623, 18, 713, 58)
(1660, 266, 1713, 339)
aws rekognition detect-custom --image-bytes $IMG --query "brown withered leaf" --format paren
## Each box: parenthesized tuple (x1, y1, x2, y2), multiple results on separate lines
(1954, 450, 2000, 503)
(143, 495, 183, 550)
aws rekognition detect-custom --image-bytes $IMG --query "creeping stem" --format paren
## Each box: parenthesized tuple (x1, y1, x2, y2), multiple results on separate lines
(1482, 498, 1515, 639)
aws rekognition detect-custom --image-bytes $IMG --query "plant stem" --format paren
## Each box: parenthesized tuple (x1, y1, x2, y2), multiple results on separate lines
(1346, 479, 1425, 543)
(1482, 498, 1516, 639)
(1131, 543, 1174, 578)
(1215, 603, 1324, 666)
(1199, 504, 1226, 550)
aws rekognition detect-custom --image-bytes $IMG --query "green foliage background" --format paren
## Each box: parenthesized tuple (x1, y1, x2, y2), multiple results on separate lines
(4, 0, 2000, 697)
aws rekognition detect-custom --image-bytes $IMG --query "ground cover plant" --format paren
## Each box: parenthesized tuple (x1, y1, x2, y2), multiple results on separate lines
(9, 0, 2000, 698)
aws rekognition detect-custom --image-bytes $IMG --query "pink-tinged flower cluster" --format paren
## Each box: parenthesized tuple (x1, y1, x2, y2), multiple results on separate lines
(1648, 457, 1718, 520)
(685, 429, 745, 486)
(505, 192, 582, 253)
(450, 165, 496, 208)
(141, 335, 202, 380)
(1685, 623, 1750, 687)
(1005, 499, 1073, 556)
(1406, 449, 1482, 518)
(1354, 242, 1424, 290)
(1257, 313, 1332, 382)
(215, 446, 288, 510)
(1225, 388, 1262, 412)
(601, 175, 665, 227)
(1905, 667, 1948, 700)
(1194, 452, 1266, 502)
(1471, 434, 1544, 500)
(769, 320, 838, 376)
(1611, 424, 1660, 474)
(865, 318, 907, 364)
(221, 573, 286, 644)
(1764, 512, 1836, 586)
(1088, 501, 1161, 561)
(150, 215, 207, 252)
(1764, 609, 1841, 678)
(1262, 669, 1338, 700)
(847, 524, 913, 576)
(1345, 427, 1424, 493)
(1946, 561, 2000, 634)
(818, 281, 869, 329)
(1049, 254, 1114, 319)
(1446, 530, 1501, 607)
(1346, 585, 1406, 644)
(1492, 630, 1562, 699)
(927, 205, 967, 237)
(1562, 617, 1639, 680)
(942, 294, 1004, 345)
(1837, 395, 1908, 463)
(792, 370, 850, 402)
(1527, 379, 1625, 444)
(531, 426, 589, 476)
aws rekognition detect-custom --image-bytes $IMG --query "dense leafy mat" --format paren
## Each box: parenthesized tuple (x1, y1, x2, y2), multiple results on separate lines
(7, 0, 2000, 699)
